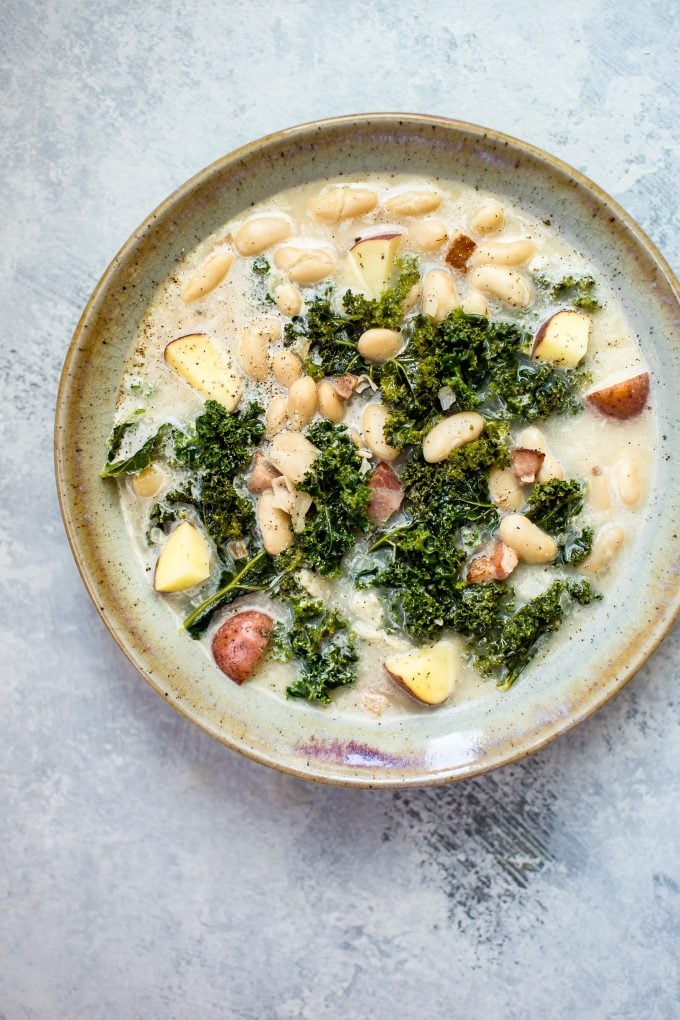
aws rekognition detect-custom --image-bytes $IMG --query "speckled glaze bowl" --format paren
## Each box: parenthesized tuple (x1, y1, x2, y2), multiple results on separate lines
(55, 114, 680, 787)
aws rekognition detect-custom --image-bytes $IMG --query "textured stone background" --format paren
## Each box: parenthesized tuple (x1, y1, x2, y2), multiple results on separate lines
(1, 1, 679, 1017)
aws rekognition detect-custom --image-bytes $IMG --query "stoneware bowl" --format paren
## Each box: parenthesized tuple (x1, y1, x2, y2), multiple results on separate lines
(55, 114, 680, 787)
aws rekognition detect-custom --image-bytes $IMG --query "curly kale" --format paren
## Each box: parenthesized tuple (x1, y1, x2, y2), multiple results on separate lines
(283, 258, 419, 379)
(172, 400, 265, 553)
(296, 420, 372, 575)
(101, 414, 168, 478)
(380, 310, 583, 447)
(526, 479, 584, 535)
(474, 579, 598, 689)
(535, 273, 601, 311)
(486, 357, 584, 422)
(558, 527, 594, 566)
(400, 422, 509, 544)
(274, 574, 358, 703)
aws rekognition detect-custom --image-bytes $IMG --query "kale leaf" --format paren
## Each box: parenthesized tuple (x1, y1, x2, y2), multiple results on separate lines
(526, 479, 585, 536)
(101, 424, 167, 478)
(536, 274, 601, 311)
(296, 420, 372, 575)
(400, 422, 509, 544)
(380, 310, 583, 447)
(274, 574, 358, 703)
(172, 400, 265, 553)
(558, 527, 594, 566)
(283, 258, 419, 379)
(474, 579, 598, 689)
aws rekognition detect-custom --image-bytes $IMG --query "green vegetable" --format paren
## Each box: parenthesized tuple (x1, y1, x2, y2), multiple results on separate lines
(559, 527, 594, 566)
(486, 357, 584, 422)
(296, 420, 372, 575)
(474, 579, 598, 689)
(101, 424, 167, 478)
(526, 479, 585, 536)
(380, 310, 583, 447)
(105, 409, 145, 462)
(252, 256, 270, 275)
(274, 575, 358, 703)
(536, 273, 601, 310)
(283, 258, 419, 378)
(183, 550, 274, 637)
(401, 422, 509, 544)
(173, 400, 265, 553)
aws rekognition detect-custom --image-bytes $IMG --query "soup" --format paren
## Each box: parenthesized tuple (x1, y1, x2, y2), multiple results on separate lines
(102, 173, 653, 715)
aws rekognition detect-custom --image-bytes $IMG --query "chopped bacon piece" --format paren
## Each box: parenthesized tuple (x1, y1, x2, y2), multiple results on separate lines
(466, 541, 518, 584)
(247, 451, 280, 493)
(333, 373, 359, 400)
(445, 233, 477, 271)
(510, 447, 545, 484)
(212, 610, 274, 685)
(367, 462, 404, 524)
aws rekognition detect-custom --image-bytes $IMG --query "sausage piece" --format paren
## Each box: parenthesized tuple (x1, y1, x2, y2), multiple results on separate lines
(445, 233, 477, 271)
(466, 541, 518, 584)
(333, 373, 359, 400)
(247, 451, 281, 493)
(212, 610, 274, 685)
(367, 462, 404, 524)
(510, 447, 545, 485)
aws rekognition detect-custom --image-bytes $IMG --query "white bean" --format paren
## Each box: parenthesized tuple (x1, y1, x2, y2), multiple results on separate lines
(422, 412, 485, 464)
(580, 523, 625, 575)
(317, 380, 346, 423)
(274, 245, 335, 285)
(272, 349, 303, 388)
(499, 514, 557, 564)
(488, 466, 523, 511)
(462, 289, 488, 316)
(469, 266, 533, 308)
(181, 251, 233, 302)
(236, 319, 280, 382)
(361, 403, 399, 462)
(587, 466, 611, 511)
(615, 457, 641, 506)
(469, 201, 506, 234)
(517, 426, 548, 453)
(402, 281, 422, 314)
(274, 282, 303, 317)
(358, 328, 402, 363)
(234, 215, 291, 256)
(422, 269, 459, 322)
(308, 186, 378, 223)
(537, 452, 564, 483)
(131, 464, 164, 499)
(385, 190, 442, 216)
(268, 430, 320, 483)
(287, 375, 318, 429)
(257, 489, 294, 555)
(265, 395, 288, 438)
(407, 219, 448, 251)
(469, 239, 536, 267)
(236, 329, 269, 382)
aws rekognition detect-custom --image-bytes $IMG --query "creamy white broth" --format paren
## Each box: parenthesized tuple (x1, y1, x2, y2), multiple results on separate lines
(113, 172, 655, 717)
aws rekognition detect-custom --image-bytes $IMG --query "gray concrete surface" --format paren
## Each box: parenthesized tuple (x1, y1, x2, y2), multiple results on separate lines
(1, 1, 679, 1017)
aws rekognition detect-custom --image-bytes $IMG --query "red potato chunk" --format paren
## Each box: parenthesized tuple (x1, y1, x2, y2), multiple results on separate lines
(247, 451, 281, 493)
(367, 462, 404, 524)
(212, 610, 274, 685)
(586, 372, 650, 420)
(445, 233, 477, 271)
(466, 541, 519, 584)
(511, 447, 545, 484)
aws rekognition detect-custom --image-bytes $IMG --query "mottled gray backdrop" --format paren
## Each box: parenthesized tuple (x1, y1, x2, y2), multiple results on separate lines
(1, 1, 678, 1017)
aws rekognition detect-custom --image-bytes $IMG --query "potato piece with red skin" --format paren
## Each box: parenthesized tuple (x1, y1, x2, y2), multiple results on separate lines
(586, 372, 650, 420)
(212, 610, 274, 685)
